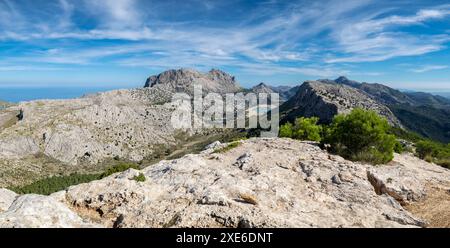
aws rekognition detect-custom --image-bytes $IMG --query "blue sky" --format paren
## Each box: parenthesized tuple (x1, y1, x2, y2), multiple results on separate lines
(0, 0, 450, 90)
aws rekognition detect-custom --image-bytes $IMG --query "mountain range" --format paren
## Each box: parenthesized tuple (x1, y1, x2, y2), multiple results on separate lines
(276, 76, 450, 143)
(0, 68, 449, 228)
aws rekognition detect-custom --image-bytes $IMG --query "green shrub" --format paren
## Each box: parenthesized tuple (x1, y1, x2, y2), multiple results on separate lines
(213, 141, 242, 153)
(416, 141, 437, 159)
(394, 140, 404, 154)
(133, 173, 146, 182)
(10, 162, 142, 195)
(279, 117, 322, 142)
(323, 108, 396, 165)
(279, 122, 294, 138)
(100, 162, 140, 178)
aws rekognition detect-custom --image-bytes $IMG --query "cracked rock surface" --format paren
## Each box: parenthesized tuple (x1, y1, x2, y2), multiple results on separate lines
(1, 138, 448, 228)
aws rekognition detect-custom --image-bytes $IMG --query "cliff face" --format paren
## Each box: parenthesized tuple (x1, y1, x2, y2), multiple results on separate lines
(251, 83, 276, 94)
(327, 76, 450, 142)
(144, 68, 242, 94)
(1, 138, 448, 228)
(0, 69, 244, 188)
(281, 81, 402, 127)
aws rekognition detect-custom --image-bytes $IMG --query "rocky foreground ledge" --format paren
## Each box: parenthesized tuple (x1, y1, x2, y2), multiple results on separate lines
(0, 138, 449, 228)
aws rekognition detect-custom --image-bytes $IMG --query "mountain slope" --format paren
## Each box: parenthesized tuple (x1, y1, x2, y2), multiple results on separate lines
(0, 100, 10, 110)
(328, 76, 450, 142)
(144, 68, 242, 95)
(0, 69, 244, 187)
(250, 83, 300, 102)
(251, 83, 276, 94)
(326, 76, 416, 105)
(280, 81, 402, 127)
(2, 138, 449, 228)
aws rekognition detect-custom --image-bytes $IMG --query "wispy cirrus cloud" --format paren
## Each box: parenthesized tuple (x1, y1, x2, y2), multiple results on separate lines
(326, 6, 450, 63)
(0, 0, 450, 87)
(410, 65, 448, 73)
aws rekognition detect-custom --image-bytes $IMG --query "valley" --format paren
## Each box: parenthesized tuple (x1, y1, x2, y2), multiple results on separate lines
(0, 68, 449, 228)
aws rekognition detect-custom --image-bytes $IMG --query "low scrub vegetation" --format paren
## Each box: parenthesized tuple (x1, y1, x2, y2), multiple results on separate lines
(279, 117, 322, 142)
(415, 140, 450, 168)
(133, 173, 146, 182)
(323, 109, 396, 165)
(9, 173, 101, 195)
(389, 127, 449, 168)
(100, 162, 140, 178)
(280, 109, 396, 165)
(280, 108, 449, 168)
(10, 162, 141, 195)
(213, 141, 242, 153)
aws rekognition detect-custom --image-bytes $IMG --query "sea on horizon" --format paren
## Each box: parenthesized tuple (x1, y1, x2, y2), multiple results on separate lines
(0, 86, 449, 103)
(0, 87, 130, 103)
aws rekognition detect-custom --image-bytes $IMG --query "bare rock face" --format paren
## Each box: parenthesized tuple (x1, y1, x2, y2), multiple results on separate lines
(367, 154, 450, 205)
(0, 189, 17, 213)
(281, 81, 402, 127)
(0, 68, 244, 169)
(2, 138, 447, 228)
(144, 68, 242, 95)
(0, 69, 249, 188)
(0, 90, 178, 167)
(0, 109, 20, 131)
(0, 194, 98, 228)
(251, 83, 276, 94)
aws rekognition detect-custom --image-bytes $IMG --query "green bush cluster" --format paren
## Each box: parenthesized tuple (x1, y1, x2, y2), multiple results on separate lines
(213, 141, 242, 153)
(279, 117, 322, 142)
(100, 162, 140, 178)
(280, 109, 397, 165)
(133, 173, 146, 182)
(9, 173, 101, 195)
(415, 140, 450, 168)
(393, 140, 404, 154)
(323, 109, 396, 165)
(11, 162, 141, 195)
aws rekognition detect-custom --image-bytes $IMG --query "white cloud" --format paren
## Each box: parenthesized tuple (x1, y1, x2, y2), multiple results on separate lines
(326, 6, 450, 63)
(83, 0, 141, 28)
(0, 0, 450, 80)
(410, 65, 448, 73)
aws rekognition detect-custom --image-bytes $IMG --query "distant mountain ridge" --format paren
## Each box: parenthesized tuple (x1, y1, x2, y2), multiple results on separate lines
(144, 68, 242, 95)
(0, 100, 9, 110)
(250, 83, 299, 102)
(279, 76, 450, 143)
(325, 76, 450, 108)
(280, 80, 402, 127)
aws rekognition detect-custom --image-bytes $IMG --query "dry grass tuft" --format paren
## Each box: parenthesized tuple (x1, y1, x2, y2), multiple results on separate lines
(238, 193, 258, 205)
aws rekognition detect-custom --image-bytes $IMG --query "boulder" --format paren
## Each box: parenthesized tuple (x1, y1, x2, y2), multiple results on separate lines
(0, 189, 17, 213)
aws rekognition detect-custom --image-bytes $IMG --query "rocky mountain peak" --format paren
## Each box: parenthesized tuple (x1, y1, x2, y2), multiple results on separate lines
(251, 82, 275, 94)
(281, 80, 402, 127)
(207, 68, 237, 84)
(144, 68, 241, 94)
(1, 138, 448, 227)
(334, 76, 361, 87)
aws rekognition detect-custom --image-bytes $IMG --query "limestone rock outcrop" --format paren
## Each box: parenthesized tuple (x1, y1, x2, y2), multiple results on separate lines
(1, 138, 448, 228)
(0, 69, 245, 187)
(281, 81, 402, 127)
(144, 68, 242, 95)
(0, 189, 16, 213)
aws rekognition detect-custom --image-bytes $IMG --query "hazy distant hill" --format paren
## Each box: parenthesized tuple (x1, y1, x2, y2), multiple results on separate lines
(250, 83, 300, 102)
(330, 76, 450, 108)
(429, 92, 450, 99)
(326, 77, 450, 143)
(280, 80, 402, 127)
(0, 69, 244, 188)
(0, 100, 10, 110)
